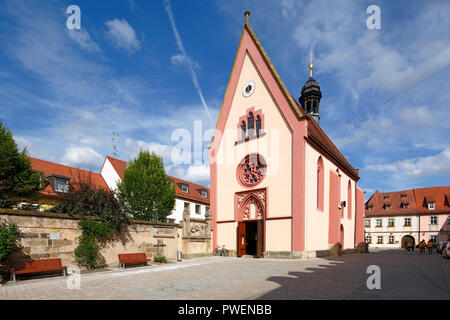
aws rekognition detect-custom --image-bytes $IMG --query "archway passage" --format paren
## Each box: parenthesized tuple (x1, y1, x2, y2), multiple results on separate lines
(401, 235, 415, 248)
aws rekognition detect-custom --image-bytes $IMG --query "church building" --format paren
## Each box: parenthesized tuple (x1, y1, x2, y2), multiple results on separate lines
(209, 12, 365, 258)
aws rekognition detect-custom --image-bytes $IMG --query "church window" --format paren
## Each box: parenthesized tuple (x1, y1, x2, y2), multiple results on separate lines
(317, 156, 324, 211)
(241, 121, 246, 140)
(347, 181, 352, 219)
(237, 154, 266, 187)
(237, 108, 264, 142)
(256, 115, 261, 135)
(248, 112, 254, 138)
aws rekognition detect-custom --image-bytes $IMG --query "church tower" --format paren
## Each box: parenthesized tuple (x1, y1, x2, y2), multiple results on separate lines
(299, 53, 322, 124)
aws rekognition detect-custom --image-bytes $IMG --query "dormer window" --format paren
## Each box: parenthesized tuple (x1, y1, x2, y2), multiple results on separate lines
(54, 178, 69, 193)
(384, 196, 390, 200)
(368, 205, 373, 212)
(400, 194, 407, 198)
(201, 190, 208, 198)
(384, 205, 391, 211)
(400, 203, 409, 209)
(181, 184, 189, 194)
(46, 174, 70, 194)
(428, 201, 435, 210)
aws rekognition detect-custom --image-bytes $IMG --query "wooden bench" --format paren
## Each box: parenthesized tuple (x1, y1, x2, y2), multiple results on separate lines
(118, 253, 151, 269)
(10, 258, 66, 282)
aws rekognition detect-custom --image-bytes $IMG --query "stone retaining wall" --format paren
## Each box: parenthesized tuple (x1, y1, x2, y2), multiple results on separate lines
(0, 209, 179, 268)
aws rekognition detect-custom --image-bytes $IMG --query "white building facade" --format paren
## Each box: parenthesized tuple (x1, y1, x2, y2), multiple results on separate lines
(100, 156, 210, 223)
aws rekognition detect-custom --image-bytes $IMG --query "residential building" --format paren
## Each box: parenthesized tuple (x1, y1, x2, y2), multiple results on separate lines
(209, 12, 365, 258)
(100, 156, 210, 223)
(25, 157, 109, 211)
(364, 187, 450, 248)
(23, 156, 209, 223)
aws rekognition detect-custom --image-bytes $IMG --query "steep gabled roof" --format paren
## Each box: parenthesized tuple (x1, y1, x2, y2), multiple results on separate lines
(30, 157, 109, 197)
(212, 13, 359, 180)
(105, 156, 210, 205)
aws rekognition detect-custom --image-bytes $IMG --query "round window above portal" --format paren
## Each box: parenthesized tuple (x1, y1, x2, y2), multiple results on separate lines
(236, 154, 266, 187)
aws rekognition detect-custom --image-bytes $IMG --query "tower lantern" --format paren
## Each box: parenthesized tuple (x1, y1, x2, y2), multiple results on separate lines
(299, 52, 322, 124)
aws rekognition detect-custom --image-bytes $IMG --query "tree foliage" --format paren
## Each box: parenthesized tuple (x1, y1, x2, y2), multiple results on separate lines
(49, 177, 128, 233)
(74, 219, 115, 269)
(0, 121, 41, 208)
(117, 150, 176, 221)
(0, 223, 18, 262)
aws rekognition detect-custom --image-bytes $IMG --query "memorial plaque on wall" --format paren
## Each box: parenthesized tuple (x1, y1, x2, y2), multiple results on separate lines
(49, 232, 61, 240)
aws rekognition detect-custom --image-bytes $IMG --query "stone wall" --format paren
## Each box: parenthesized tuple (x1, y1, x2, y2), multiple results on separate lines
(180, 208, 212, 258)
(0, 209, 180, 268)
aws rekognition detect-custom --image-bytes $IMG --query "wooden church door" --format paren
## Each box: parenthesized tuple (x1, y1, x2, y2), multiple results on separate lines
(237, 222, 246, 257)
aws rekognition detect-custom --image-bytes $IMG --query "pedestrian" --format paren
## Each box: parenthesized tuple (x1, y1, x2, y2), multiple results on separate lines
(406, 241, 412, 252)
(427, 240, 433, 255)
(419, 240, 426, 254)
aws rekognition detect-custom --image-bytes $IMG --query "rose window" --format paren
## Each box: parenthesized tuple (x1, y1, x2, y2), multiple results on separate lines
(237, 154, 266, 187)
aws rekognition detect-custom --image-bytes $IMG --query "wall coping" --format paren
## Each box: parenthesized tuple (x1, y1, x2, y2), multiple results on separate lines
(0, 209, 180, 228)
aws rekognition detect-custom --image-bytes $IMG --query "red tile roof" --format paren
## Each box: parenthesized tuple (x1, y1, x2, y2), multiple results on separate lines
(30, 157, 109, 197)
(365, 186, 450, 216)
(105, 156, 210, 205)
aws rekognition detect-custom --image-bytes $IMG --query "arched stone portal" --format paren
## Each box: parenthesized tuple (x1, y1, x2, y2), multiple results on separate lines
(401, 235, 415, 248)
(235, 188, 266, 257)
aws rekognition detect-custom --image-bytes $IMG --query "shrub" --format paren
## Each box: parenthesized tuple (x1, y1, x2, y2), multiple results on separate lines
(153, 255, 167, 263)
(74, 219, 115, 269)
(49, 180, 128, 233)
(0, 223, 17, 261)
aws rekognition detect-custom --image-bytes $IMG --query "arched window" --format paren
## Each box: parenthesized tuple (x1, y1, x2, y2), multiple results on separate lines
(317, 156, 324, 211)
(347, 181, 352, 219)
(248, 112, 254, 138)
(241, 121, 246, 140)
(313, 101, 317, 113)
(256, 115, 261, 135)
(306, 101, 311, 113)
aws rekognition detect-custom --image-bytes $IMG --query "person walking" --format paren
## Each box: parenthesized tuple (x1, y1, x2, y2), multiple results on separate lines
(419, 240, 426, 254)
(427, 240, 434, 255)
(406, 241, 413, 252)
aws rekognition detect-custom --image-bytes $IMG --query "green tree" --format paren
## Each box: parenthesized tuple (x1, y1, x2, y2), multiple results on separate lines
(49, 177, 128, 233)
(117, 150, 176, 221)
(0, 121, 41, 208)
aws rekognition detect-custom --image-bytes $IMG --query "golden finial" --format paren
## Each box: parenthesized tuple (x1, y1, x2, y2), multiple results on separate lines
(244, 11, 250, 25)
(309, 51, 314, 78)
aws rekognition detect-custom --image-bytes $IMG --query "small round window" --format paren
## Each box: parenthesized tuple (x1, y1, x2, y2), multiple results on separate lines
(242, 81, 255, 97)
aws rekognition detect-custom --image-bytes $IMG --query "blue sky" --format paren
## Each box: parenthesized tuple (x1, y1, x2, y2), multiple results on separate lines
(0, 0, 449, 198)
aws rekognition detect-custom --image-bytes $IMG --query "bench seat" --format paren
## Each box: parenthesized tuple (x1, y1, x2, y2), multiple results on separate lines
(118, 253, 151, 269)
(10, 258, 66, 282)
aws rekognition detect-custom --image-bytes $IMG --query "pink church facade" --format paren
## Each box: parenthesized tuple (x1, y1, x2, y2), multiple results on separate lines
(209, 13, 365, 258)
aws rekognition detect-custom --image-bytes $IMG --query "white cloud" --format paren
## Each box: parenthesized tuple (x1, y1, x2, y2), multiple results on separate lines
(399, 106, 435, 127)
(163, 0, 212, 124)
(171, 54, 199, 69)
(67, 29, 101, 52)
(184, 164, 210, 184)
(60, 146, 104, 170)
(105, 19, 140, 53)
(366, 148, 450, 177)
(123, 138, 185, 165)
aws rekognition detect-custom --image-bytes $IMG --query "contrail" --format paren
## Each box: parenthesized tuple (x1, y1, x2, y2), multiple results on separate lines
(163, 0, 213, 125)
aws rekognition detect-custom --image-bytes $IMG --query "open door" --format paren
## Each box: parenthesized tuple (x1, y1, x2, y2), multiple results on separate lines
(237, 221, 246, 257)
(256, 220, 264, 258)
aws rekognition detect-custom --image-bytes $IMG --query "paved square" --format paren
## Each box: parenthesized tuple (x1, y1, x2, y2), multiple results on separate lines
(1, 249, 449, 299)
